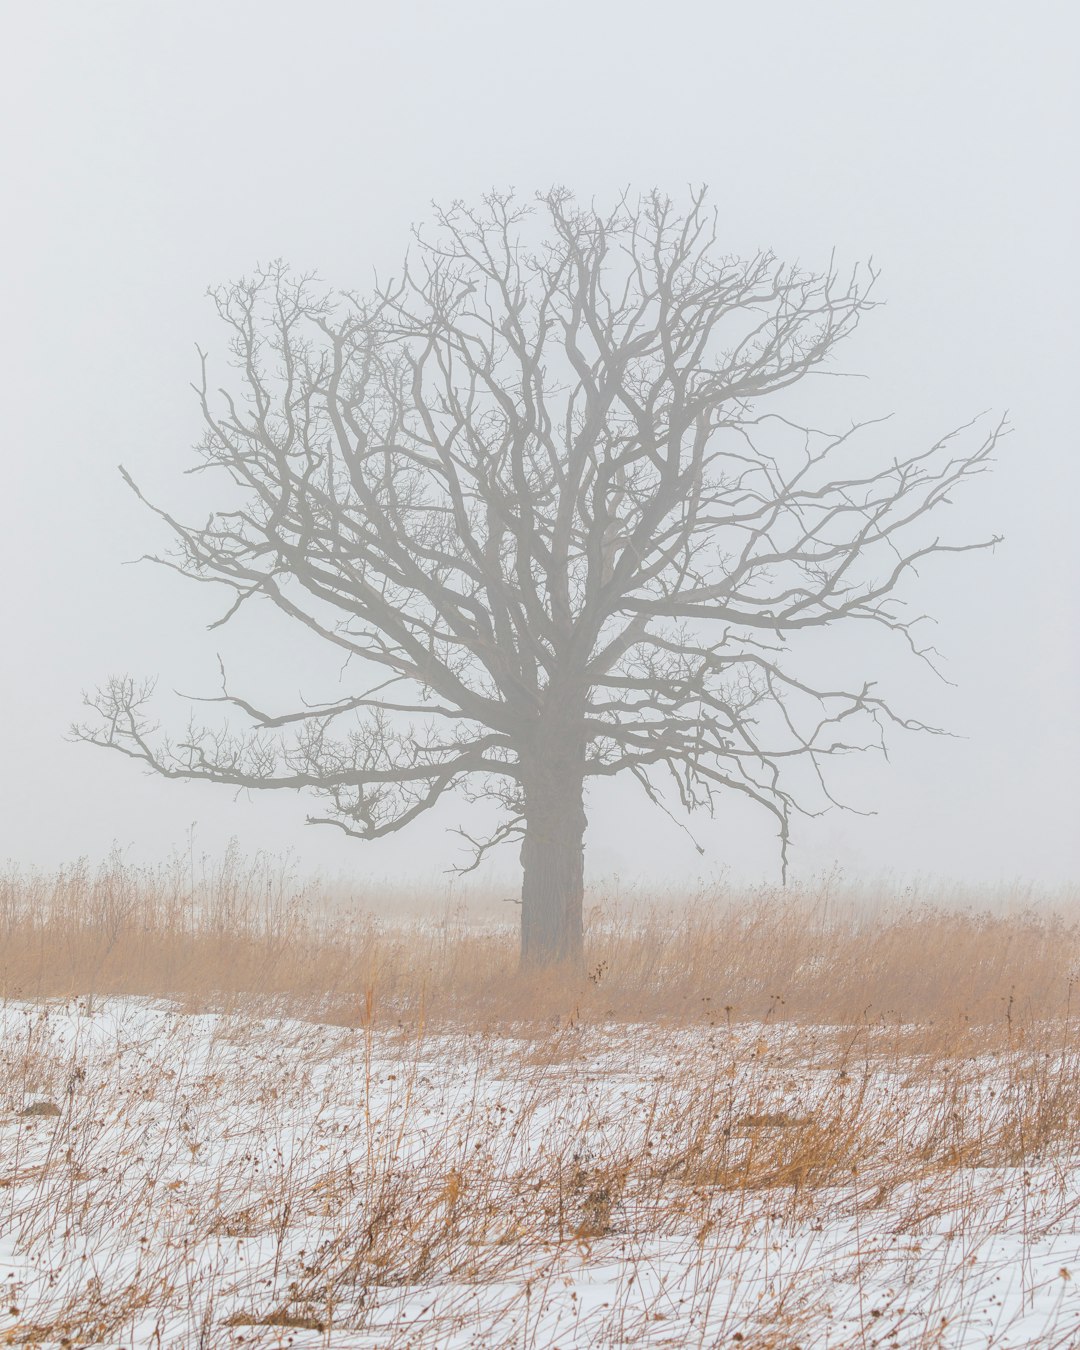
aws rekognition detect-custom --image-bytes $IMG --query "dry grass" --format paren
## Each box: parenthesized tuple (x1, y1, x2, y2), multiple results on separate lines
(2, 852, 1077, 1036)
(2, 856, 1080, 1346)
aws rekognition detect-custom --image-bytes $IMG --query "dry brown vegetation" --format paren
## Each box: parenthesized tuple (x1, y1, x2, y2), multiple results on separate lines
(2, 852, 1077, 1036)
(2, 857, 1080, 1347)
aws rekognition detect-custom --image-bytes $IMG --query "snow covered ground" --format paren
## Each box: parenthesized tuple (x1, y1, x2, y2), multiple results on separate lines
(2, 998, 1079, 1347)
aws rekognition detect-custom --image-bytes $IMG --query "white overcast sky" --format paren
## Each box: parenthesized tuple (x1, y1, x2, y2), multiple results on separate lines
(1, 0, 1077, 890)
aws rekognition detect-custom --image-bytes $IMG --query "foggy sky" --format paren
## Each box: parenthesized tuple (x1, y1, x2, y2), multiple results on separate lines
(2, 0, 1077, 889)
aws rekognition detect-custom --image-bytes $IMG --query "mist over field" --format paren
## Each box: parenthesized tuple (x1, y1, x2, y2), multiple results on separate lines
(1, 0, 1077, 891)
(1, 3, 1078, 1347)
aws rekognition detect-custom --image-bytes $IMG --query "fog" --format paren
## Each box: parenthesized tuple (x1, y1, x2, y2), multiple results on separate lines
(2, 0, 1076, 889)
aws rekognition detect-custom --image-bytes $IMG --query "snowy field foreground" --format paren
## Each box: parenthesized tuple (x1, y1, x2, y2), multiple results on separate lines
(2, 999, 1080, 1348)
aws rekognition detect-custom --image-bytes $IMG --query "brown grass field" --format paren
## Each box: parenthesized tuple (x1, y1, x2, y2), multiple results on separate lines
(2, 853, 1076, 1034)
(2, 856, 1080, 1347)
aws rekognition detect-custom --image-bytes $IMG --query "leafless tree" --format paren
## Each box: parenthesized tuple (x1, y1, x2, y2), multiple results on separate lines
(76, 189, 1001, 967)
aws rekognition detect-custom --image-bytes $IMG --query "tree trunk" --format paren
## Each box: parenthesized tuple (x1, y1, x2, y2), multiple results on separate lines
(519, 740, 587, 971)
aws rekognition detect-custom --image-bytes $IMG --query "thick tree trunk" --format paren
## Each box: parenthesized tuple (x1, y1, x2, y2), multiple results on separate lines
(519, 736, 587, 971)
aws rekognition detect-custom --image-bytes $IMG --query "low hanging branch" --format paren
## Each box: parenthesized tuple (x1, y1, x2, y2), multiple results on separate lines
(75, 188, 1002, 967)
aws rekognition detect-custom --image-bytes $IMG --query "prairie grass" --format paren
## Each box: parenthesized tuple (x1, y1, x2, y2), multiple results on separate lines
(1, 851, 1077, 1035)
(2, 856, 1079, 1346)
